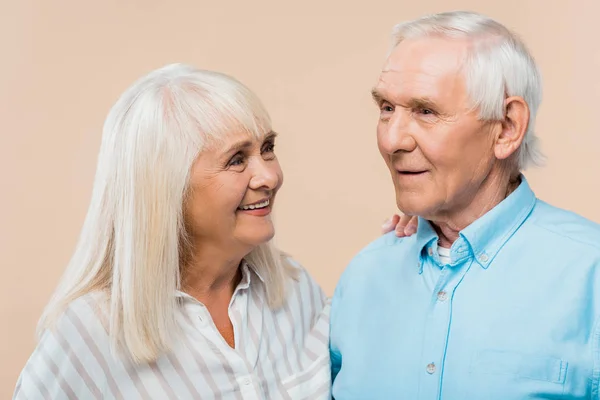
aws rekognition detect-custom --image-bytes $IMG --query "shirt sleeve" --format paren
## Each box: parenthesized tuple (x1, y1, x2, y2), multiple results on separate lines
(329, 251, 364, 386)
(593, 316, 600, 399)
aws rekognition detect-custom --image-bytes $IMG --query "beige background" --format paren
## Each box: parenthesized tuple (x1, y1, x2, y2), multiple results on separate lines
(1, 0, 599, 396)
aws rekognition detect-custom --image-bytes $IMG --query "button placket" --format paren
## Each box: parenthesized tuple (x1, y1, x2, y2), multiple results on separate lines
(418, 258, 474, 398)
(238, 374, 262, 399)
(426, 363, 436, 374)
(437, 291, 448, 302)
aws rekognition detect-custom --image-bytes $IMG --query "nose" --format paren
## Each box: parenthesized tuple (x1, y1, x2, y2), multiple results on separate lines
(377, 109, 417, 155)
(249, 157, 280, 191)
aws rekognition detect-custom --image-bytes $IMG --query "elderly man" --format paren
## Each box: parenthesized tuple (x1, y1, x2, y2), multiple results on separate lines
(329, 10, 600, 400)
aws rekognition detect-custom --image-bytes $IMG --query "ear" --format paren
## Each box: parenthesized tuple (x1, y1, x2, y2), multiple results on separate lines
(494, 96, 529, 161)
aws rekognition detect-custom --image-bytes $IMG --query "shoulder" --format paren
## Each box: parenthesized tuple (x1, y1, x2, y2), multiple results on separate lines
(42, 292, 112, 360)
(52, 291, 111, 341)
(284, 257, 327, 304)
(336, 232, 413, 292)
(529, 200, 600, 252)
(13, 292, 112, 399)
(358, 230, 407, 254)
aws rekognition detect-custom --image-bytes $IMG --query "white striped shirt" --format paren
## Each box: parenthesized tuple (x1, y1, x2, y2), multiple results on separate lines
(13, 261, 331, 399)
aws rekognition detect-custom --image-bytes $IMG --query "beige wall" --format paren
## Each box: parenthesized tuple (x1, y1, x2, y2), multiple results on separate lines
(1, 0, 599, 395)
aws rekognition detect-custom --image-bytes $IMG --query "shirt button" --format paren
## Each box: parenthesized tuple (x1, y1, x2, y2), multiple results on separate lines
(242, 377, 252, 386)
(479, 253, 489, 263)
(426, 363, 436, 374)
(437, 291, 448, 301)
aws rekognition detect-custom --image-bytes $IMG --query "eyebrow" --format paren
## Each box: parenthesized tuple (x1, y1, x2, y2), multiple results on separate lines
(406, 97, 438, 110)
(371, 88, 386, 105)
(371, 88, 438, 110)
(223, 131, 278, 155)
(264, 131, 278, 142)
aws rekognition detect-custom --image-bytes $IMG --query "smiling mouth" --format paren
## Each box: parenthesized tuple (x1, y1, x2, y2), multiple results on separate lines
(238, 199, 270, 211)
(398, 170, 427, 175)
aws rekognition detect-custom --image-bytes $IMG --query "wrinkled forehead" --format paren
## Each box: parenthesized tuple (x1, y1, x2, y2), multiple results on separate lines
(386, 37, 468, 67)
(376, 37, 470, 101)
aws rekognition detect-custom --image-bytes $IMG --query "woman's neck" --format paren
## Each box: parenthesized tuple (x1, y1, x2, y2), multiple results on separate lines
(181, 244, 245, 303)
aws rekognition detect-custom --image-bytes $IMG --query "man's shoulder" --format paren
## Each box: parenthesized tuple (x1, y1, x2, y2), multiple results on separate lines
(530, 199, 600, 251)
(338, 232, 414, 284)
(358, 230, 412, 255)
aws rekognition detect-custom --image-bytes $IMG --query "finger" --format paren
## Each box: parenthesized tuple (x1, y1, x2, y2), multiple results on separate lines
(404, 216, 418, 235)
(395, 214, 411, 236)
(382, 214, 400, 233)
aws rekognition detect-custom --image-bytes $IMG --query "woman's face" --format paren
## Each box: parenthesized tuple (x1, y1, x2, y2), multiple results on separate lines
(184, 130, 283, 255)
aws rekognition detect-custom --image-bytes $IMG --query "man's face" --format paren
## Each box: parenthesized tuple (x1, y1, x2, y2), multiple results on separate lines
(373, 36, 500, 220)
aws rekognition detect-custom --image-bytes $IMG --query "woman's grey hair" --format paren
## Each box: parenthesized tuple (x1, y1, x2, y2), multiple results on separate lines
(37, 63, 294, 363)
(390, 10, 544, 170)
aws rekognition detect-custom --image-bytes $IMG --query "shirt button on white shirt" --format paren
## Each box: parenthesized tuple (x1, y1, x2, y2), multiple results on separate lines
(437, 291, 448, 302)
(426, 363, 436, 374)
(479, 253, 489, 263)
(241, 376, 252, 386)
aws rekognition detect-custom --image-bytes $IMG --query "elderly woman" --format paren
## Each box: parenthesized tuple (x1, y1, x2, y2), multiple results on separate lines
(13, 64, 411, 400)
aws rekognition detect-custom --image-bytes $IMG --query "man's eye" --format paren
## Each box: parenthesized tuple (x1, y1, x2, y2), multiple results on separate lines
(380, 102, 394, 113)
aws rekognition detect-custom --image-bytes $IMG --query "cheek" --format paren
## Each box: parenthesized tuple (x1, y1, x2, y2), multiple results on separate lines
(272, 161, 284, 191)
(188, 178, 246, 222)
(416, 137, 451, 172)
(183, 191, 209, 236)
(425, 133, 495, 195)
(421, 128, 488, 173)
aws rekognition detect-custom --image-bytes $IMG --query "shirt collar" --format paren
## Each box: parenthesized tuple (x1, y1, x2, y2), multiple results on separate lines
(414, 216, 440, 274)
(415, 174, 536, 271)
(240, 259, 266, 286)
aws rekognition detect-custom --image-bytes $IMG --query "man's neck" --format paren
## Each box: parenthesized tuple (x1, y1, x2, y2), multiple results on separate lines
(432, 171, 520, 248)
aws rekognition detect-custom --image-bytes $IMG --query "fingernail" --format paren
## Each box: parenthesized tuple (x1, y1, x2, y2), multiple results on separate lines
(405, 225, 417, 235)
(382, 220, 393, 230)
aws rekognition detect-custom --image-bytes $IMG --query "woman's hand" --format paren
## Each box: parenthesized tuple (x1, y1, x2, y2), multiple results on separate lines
(382, 214, 418, 237)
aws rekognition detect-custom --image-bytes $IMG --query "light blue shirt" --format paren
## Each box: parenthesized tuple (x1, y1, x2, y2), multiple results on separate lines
(330, 177, 600, 399)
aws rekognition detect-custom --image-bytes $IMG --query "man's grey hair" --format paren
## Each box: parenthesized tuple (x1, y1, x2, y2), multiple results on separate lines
(391, 11, 544, 170)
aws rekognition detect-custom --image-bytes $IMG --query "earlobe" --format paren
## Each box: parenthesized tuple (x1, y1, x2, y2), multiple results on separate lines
(494, 96, 529, 161)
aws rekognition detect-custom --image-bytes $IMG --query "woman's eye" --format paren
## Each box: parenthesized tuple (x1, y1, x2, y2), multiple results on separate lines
(228, 153, 245, 167)
(262, 141, 276, 154)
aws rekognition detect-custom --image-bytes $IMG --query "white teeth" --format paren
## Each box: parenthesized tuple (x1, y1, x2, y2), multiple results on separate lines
(239, 199, 270, 211)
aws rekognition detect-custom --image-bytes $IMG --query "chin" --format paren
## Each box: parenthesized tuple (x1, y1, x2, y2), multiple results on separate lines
(242, 229, 276, 247)
(396, 195, 429, 217)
